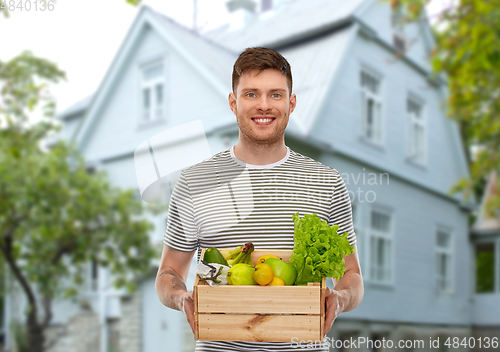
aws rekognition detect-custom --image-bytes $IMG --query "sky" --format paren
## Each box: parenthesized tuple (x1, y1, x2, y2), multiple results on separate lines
(0, 0, 449, 118)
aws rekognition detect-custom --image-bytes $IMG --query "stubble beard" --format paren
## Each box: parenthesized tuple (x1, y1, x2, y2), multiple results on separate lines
(237, 113, 289, 147)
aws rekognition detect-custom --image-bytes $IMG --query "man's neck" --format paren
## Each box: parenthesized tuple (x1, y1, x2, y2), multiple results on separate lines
(233, 140, 287, 165)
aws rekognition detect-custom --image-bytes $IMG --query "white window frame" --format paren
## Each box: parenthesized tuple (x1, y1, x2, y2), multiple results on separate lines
(407, 96, 426, 165)
(139, 58, 166, 124)
(360, 69, 383, 145)
(366, 208, 393, 285)
(436, 227, 454, 295)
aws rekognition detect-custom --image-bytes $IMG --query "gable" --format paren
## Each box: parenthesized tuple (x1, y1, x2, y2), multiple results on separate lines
(281, 25, 357, 134)
(356, 0, 435, 73)
(304, 19, 472, 205)
(74, 5, 235, 156)
(473, 171, 500, 232)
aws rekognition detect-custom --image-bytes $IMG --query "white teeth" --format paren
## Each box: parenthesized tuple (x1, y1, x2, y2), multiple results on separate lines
(253, 118, 273, 123)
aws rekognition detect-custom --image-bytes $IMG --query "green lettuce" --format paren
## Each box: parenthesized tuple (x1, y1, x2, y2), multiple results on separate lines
(290, 212, 354, 285)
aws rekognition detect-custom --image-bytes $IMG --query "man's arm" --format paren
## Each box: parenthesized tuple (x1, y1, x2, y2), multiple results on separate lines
(155, 244, 196, 332)
(324, 244, 364, 336)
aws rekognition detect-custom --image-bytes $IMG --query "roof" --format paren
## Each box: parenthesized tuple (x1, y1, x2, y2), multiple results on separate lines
(56, 94, 93, 121)
(58, 1, 361, 138)
(204, 0, 366, 51)
(147, 7, 237, 90)
(473, 171, 500, 234)
(280, 25, 355, 134)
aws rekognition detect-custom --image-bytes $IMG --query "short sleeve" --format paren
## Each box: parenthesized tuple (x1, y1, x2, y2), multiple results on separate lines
(329, 170, 356, 246)
(163, 171, 198, 252)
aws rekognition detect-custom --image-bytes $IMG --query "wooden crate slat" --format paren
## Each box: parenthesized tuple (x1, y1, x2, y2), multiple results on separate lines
(197, 285, 320, 314)
(197, 313, 321, 342)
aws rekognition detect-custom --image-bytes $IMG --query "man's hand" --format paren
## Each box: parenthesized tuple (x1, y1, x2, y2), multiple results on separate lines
(323, 245, 364, 338)
(179, 291, 195, 333)
(324, 288, 345, 337)
(155, 245, 196, 334)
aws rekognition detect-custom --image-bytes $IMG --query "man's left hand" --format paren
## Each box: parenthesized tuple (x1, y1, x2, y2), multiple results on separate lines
(324, 287, 346, 338)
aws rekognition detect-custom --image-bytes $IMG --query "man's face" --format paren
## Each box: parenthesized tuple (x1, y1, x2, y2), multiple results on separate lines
(229, 69, 296, 146)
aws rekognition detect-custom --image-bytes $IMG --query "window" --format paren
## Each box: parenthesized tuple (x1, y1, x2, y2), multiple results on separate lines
(370, 333, 390, 352)
(475, 242, 495, 293)
(140, 60, 165, 123)
(368, 209, 392, 283)
(360, 70, 383, 144)
(407, 98, 425, 164)
(436, 229, 453, 293)
(86, 259, 98, 291)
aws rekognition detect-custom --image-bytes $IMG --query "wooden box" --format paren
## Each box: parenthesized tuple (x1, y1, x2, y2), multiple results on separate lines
(194, 249, 326, 342)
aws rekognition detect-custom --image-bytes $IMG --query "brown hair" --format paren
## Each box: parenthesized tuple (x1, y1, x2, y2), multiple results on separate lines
(232, 47, 293, 95)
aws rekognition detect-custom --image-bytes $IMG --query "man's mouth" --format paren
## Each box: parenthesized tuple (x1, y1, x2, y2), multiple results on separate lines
(251, 117, 275, 125)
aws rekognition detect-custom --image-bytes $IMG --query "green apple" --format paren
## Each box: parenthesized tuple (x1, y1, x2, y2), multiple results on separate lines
(227, 263, 257, 285)
(264, 258, 297, 286)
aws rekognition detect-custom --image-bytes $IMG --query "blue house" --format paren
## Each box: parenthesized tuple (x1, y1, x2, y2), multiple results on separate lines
(6, 0, 498, 351)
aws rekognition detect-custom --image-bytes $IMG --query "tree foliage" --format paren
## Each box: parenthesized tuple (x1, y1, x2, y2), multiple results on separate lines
(0, 51, 157, 351)
(387, 0, 500, 217)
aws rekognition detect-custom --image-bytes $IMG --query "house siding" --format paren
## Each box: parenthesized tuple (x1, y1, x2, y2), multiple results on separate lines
(310, 32, 465, 201)
(317, 152, 471, 325)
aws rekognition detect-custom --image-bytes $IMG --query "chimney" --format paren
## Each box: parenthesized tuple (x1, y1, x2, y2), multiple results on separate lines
(259, 0, 288, 19)
(226, 0, 257, 31)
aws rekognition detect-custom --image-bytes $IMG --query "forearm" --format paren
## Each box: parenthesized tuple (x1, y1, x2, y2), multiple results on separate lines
(155, 268, 189, 311)
(333, 271, 364, 313)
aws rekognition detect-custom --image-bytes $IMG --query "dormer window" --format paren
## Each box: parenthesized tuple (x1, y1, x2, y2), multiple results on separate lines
(391, 6, 406, 53)
(140, 60, 165, 123)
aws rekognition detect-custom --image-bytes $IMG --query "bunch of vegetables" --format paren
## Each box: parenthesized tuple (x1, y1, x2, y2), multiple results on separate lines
(289, 212, 354, 285)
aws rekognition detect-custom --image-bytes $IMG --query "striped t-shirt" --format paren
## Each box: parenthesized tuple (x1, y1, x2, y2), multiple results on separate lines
(164, 145, 356, 352)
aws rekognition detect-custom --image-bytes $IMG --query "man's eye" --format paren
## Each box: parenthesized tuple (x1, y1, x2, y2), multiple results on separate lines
(272, 93, 281, 98)
(246, 93, 256, 98)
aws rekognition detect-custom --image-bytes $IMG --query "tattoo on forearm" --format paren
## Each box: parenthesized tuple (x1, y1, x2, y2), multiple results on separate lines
(159, 270, 187, 291)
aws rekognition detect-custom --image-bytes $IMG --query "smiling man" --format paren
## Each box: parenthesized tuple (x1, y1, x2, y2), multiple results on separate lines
(229, 52, 295, 165)
(155, 47, 364, 352)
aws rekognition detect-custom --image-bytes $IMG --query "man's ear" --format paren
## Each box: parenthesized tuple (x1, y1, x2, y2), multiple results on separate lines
(228, 93, 237, 115)
(289, 93, 297, 114)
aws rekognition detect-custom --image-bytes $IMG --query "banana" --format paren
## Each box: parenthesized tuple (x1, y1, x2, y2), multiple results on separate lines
(245, 254, 254, 267)
(227, 242, 254, 266)
(220, 246, 242, 261)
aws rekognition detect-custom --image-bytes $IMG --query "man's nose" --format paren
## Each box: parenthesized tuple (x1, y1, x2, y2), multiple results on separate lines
(256, 96, 271, 111)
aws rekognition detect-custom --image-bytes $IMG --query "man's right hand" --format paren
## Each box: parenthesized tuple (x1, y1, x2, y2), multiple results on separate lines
(155, 245, 196, 334)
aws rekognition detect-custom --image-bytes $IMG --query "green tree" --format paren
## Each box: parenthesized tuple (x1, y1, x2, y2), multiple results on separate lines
(0, 51, 157, 352)
(385, 0, 500, 215)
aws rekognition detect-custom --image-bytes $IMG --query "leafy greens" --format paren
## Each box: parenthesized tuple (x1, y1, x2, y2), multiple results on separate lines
(290, 212, 354, 285)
